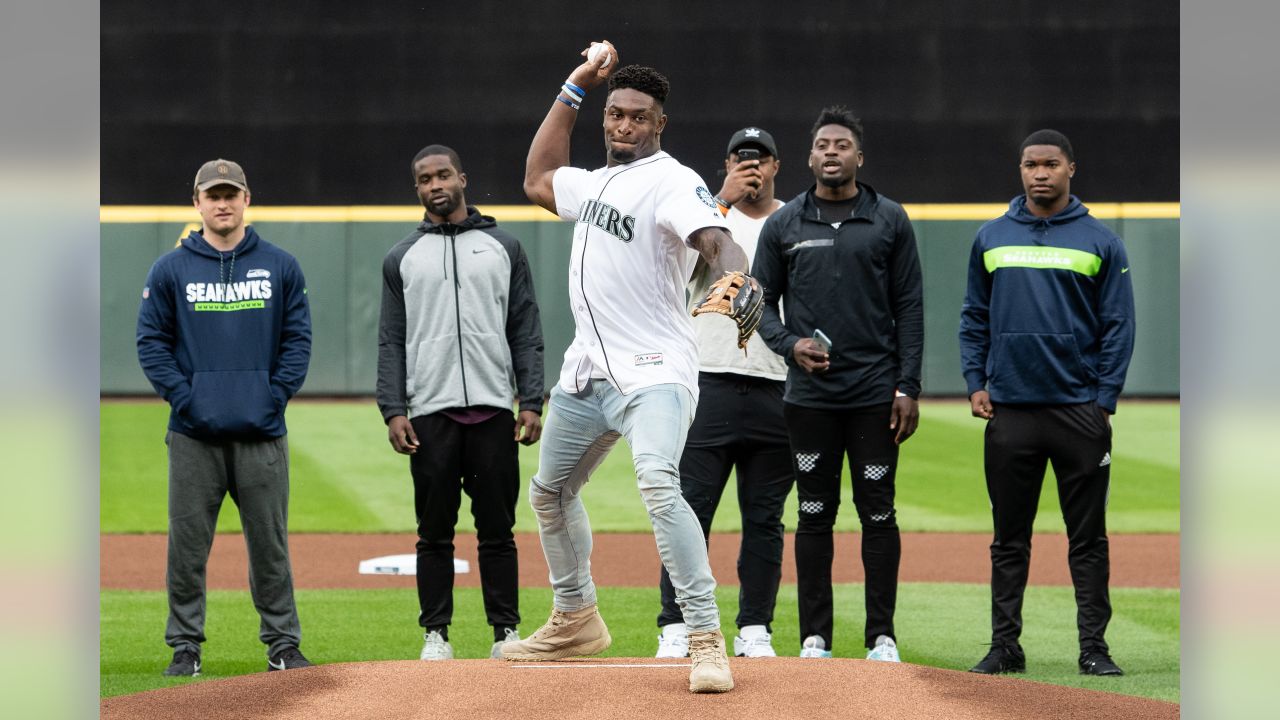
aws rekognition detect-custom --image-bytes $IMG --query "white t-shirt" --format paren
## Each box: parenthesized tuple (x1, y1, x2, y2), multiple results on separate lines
(687, 202, 789, 381)
(552, 151, 730, 398)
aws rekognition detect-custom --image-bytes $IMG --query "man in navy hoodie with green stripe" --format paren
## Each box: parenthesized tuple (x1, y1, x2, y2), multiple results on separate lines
(137, 159, 313, 677)
(959, 130, 1134, 678)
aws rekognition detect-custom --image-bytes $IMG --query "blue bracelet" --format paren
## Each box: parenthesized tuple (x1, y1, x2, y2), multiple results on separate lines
(555, 94, 580, 111)
(563, 80, 586, 97)
(560, 84, 583, 104)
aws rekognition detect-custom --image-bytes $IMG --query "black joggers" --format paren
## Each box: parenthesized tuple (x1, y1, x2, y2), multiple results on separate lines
(409, 411, 520, 632)
(984, 402, 1114, 653)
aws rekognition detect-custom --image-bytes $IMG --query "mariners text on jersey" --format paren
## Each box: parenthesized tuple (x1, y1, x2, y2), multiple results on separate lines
(577, 198, 637, 242)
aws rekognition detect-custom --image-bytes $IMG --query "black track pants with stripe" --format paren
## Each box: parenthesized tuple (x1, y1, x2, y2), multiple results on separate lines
(984, 402, 1114, 653)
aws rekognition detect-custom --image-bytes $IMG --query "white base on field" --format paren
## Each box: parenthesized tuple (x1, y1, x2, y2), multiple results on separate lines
(358, 554, 469, 575)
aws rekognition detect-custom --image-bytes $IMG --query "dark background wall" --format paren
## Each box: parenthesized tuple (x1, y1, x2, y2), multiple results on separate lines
(101, 0, 1178, 205)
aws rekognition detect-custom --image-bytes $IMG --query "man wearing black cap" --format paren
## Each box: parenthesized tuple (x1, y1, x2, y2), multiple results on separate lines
(654, 127, 792, 659)
(137, 159, 314, 676)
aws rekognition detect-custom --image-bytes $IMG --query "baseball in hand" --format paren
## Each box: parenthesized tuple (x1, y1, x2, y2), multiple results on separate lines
(587, 42, 612, 68)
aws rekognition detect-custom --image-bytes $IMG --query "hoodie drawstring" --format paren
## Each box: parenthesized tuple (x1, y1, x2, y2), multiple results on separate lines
(449, 229, 461, 289)
(219, 249, 237, 286)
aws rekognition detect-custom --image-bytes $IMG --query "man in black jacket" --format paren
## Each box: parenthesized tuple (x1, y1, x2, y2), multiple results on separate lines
(753, 106, 924, 662)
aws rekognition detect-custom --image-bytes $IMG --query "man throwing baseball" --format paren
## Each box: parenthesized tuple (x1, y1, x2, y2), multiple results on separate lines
(498, 41, 752, 694)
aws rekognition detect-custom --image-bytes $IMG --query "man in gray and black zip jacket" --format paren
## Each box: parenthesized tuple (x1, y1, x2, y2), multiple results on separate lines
(376, 145, 544, 661)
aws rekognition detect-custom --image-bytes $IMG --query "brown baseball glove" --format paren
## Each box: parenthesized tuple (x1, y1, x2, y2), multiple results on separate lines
(691, 271, 765, 350)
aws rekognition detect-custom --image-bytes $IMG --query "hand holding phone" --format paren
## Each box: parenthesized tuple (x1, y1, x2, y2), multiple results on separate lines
(730, 147, 764, 200)
(812, 329, 831, 354)
(795, 329, 832, 374)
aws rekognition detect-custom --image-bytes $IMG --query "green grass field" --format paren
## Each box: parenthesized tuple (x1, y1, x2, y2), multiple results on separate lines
(100, 584, 1179, 702)
(99, 399, 1179, 702)
(100, 399, 1179, 534)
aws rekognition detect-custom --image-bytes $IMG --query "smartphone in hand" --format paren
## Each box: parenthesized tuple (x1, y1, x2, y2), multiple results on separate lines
(812, 329, 831, 354)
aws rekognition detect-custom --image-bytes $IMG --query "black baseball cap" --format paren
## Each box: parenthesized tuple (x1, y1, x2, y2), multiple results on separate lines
(193, 159, 250, 193)
(726, 127, 778, 158)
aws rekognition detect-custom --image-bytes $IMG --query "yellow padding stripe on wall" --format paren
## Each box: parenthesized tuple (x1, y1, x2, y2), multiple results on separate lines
(100, 202, 1179, 224)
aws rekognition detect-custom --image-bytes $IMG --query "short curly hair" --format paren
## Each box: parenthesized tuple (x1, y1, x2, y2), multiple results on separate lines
(1020, 129, 1074, 163)
(410, 144, 463, 178)
(608, 65, 670, 105)
(811, 105, 864, 148)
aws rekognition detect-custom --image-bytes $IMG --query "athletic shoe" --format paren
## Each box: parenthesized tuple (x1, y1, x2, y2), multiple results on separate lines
(1079, 650, 1124, 676)
(799, 635, 832, 658)
(656, 622, 689, 658)
(732, 625, 776, 657)
(866, 635, 901, 662)
(687, 629, 734, 693)
(267, 646, 312, 671)
(491, 628, 520, 659)
(162, 648, 201, 677)
(420, 630, 454, 661)
(499, 604, 611, 661)
(969, 644, 1026, 674)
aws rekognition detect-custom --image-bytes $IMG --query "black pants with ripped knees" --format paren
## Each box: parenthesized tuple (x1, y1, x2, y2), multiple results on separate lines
(984, 402, 1114, 653)
(410, 411, 520, 633)
(786, 402, 901, 652)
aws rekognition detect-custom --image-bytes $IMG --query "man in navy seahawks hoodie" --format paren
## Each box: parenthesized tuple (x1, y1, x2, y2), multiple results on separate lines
(959, 131, 1134, 677)
(137, 159, 313, 677)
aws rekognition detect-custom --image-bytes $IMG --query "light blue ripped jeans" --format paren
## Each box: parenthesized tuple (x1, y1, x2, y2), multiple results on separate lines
(529, 380, 721, 631)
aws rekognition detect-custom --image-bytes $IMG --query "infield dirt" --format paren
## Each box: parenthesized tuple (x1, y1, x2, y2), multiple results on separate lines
(102, 531, 1178, 590)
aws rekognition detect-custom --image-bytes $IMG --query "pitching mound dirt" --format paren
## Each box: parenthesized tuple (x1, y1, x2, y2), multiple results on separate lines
(100, 658, 1178, 720)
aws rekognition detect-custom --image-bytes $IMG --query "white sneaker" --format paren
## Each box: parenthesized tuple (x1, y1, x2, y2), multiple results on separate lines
(733, 625, 777, 657)
(420, 630, 453, 660)
(866, 635, 900, 662)
(491, 628, 520, 659)
(655, 623, 689, 658)
(799, 635, 832, 658)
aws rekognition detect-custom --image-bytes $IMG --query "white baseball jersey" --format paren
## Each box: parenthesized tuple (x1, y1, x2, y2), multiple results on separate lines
(687, 202, 789, 381)
(552, 151, 729, 398)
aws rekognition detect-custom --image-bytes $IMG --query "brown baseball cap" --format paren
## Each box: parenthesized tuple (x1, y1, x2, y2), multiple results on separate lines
(193, 159, 250, 193)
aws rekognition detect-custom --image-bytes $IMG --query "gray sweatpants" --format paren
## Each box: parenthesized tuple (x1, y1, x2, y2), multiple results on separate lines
(165, 430, 301, 658)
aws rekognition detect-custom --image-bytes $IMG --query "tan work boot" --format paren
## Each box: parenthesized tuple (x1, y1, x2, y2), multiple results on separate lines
(687, 629, 734, 693)
(499, 605, 612, 661)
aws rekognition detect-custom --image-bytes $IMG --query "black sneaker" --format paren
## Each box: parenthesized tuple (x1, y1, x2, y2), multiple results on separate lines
(969, 644, 1026, 674)
(268, 646, 313, 672)
(1079, 650, 1124, 676)
(163, 648, 201, 677)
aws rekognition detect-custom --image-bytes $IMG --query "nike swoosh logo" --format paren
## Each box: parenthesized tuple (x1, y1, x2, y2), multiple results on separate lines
(193, 660, 201, 675)
(472, 248, 490, 254)
(1121, 267, 1130, 273)
(268, 658, 286, 670)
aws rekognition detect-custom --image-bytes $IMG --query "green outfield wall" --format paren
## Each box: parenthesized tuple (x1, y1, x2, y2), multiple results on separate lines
(101, 204, 1179, 397)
